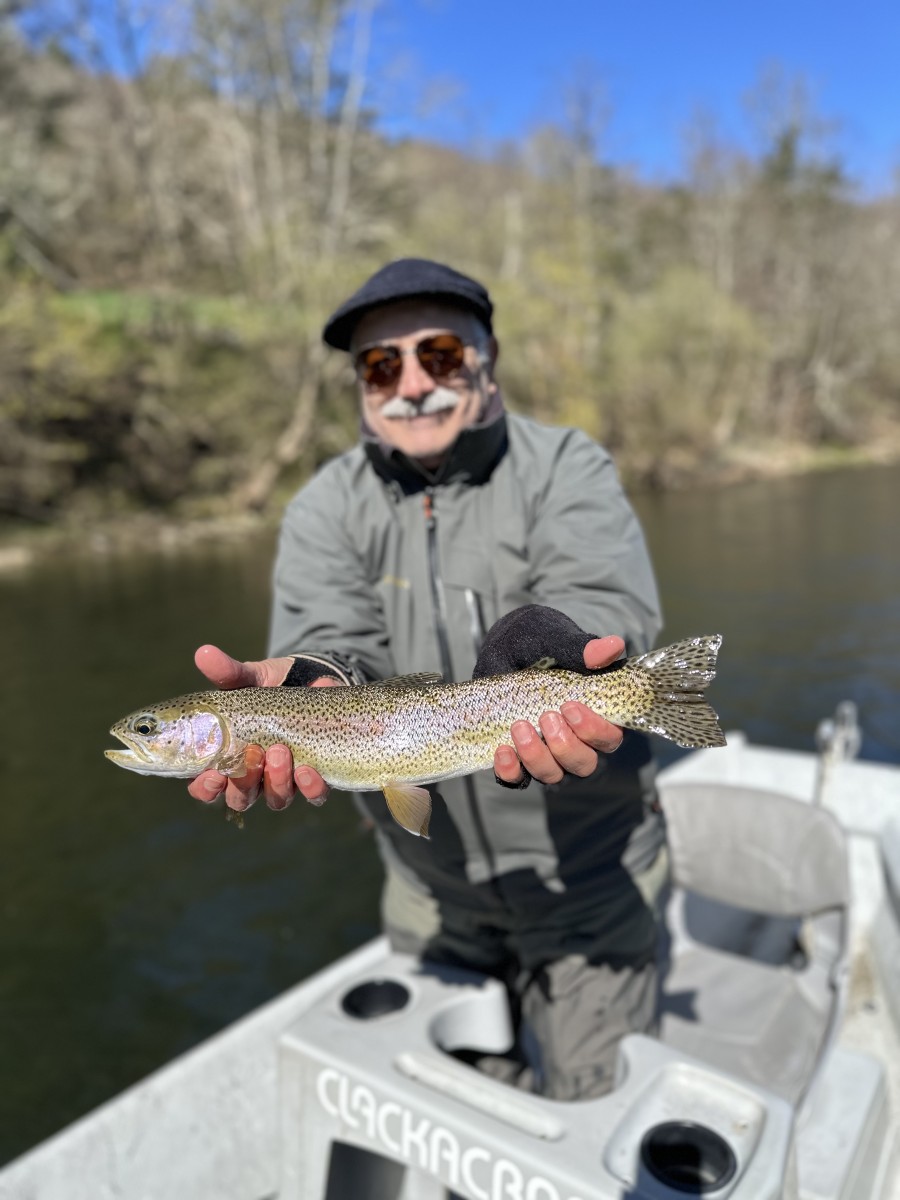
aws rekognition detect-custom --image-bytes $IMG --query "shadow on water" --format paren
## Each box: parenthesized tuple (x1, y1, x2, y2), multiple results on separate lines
(0, 462, 898, 1163)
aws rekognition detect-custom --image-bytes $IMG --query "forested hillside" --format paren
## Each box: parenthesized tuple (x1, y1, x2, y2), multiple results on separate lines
(2, 2, 899, 530)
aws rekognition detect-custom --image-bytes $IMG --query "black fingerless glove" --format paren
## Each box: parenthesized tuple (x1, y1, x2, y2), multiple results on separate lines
(282, 651, 369, 687)
(472, 604, 600, 679)
(474, 604, 605, 791)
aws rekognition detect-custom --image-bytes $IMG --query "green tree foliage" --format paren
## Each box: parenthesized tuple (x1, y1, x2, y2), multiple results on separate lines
(0, 287, 356, 520)
(1, 13, 899, 526)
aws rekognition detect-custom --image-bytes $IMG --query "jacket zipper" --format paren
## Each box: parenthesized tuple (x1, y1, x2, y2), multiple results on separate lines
(423, 488, 498, 880)
(423, 489, 453, 680)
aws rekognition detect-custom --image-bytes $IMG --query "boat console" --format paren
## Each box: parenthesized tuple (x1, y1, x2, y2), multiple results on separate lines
(279, 946, 797, 1199)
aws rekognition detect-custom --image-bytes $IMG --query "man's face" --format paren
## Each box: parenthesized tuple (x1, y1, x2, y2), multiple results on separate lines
(351, 301, 497, 468)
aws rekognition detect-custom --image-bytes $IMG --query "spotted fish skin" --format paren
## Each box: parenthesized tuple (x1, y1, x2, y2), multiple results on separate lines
(106, 634, 725, 795)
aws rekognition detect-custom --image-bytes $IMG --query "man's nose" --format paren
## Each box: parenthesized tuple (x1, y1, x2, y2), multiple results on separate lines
(396, 349, 434, 400)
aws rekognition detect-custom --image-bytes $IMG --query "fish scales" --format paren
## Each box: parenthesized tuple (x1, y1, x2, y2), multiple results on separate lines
(216, 668, 658, 790)
(106, 634, 726, 837)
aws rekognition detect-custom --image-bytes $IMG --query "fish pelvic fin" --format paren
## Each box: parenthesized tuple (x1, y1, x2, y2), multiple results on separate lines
(629, 634, 727, 749)
(383, 784, 432, 838)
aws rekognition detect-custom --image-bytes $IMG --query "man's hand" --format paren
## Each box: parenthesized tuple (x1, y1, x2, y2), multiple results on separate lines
(493, 635, 625, 787)
(186, 644, 337, 813)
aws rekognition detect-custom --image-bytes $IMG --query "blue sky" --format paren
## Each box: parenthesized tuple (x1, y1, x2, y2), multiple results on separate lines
(372, 0, 899, 194)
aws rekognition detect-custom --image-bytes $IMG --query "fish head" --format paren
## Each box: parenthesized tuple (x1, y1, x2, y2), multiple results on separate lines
(105, 695, 229, 778)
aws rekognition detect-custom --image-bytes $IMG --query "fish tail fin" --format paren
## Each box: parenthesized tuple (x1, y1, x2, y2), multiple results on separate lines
(630, 634, 727, 749)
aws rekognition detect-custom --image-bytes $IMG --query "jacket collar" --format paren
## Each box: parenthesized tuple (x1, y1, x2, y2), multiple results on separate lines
(362, 390, 508, 491)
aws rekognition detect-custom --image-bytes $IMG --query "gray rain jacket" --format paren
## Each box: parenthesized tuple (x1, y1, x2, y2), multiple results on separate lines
(269, 408, 665, 967)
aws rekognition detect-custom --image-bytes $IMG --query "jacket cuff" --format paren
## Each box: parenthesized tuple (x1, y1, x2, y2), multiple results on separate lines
(282, 651, 369, 688)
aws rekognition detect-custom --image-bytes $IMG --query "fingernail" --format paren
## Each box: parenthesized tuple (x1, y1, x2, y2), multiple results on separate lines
(561, 703, 582, 726)
(245, 746, 265, 769)
(204, 778, 222, 797)
(543, 712, 562, 736)
(296, 768, 314, 790)
(512, 721, 532, 744)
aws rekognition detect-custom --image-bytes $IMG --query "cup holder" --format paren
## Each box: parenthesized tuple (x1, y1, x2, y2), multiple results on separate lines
(640, 1121, 737, 1194)
(341, 978, 411, 1019)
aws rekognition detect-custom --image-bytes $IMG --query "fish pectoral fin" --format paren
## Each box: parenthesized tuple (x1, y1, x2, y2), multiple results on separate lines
(376, 672, 444, 689)
(219, 742, 253, 779)
(383, 784, 432, 838)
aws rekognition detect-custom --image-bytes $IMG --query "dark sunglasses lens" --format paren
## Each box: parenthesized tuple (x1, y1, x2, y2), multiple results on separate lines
(357, 346, 401, 388)
(417, 334, 465, 379)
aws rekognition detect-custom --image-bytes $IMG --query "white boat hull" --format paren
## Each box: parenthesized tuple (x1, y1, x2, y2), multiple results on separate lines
(1, 733, 898, 1200)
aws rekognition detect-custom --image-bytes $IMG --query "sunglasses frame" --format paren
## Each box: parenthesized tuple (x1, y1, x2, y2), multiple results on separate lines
(353, 333, 472, 391)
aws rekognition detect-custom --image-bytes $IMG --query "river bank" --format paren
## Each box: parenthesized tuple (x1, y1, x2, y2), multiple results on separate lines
(3, 433, 899, 576)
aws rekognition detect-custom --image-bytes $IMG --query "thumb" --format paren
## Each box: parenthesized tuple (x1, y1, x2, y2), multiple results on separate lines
(583, 636, 626, 671)
(195, 644, 253, 690)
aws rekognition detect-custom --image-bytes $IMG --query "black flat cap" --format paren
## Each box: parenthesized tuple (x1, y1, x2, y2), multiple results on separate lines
(322, 258, 493, 350)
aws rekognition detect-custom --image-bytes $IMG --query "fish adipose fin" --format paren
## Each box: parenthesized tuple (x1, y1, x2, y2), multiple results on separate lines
(383, 784, 432, 838)
(630, 634, 727, 750)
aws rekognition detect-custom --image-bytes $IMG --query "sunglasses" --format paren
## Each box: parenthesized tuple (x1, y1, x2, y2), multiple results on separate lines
(354, 333, 468, 391)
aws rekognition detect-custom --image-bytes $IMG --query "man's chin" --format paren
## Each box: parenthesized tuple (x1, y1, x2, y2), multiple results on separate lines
(401, 436, 454, 464)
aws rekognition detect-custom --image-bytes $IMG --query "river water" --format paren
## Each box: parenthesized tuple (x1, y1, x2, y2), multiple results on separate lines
(2, 463, 898, 1164)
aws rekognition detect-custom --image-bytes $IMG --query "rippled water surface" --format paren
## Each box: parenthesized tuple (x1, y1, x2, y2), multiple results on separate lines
(1, 463, 898, 1163)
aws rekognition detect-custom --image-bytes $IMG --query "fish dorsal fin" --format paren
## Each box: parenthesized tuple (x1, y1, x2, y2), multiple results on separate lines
(377, 672, 443, 689)
(525, 656, 556, 671)
(383, 784, 432, 838)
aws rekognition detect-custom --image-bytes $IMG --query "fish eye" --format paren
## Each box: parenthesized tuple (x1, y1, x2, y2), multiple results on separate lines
(131, 715, 158, 737)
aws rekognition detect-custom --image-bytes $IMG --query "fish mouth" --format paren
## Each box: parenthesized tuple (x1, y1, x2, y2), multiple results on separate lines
(105, 730, 186, 777)
(106, 729, 146, 761)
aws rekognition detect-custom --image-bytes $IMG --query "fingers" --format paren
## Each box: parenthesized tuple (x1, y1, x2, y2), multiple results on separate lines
(583, 635, 626, 671)
(194, 645, 295, 689)
(194, 644, 252, 689)
(190, 745, 324, 813)
(187, 745, 265, 813)
(188, 769, 228, 804)
(294, 766, 330, 807)
(494, 743, 526, 786)
(222, 745, 265, 812)
(510, 715, 597, 785)
(262, 744, 295, 811)
(559, 702, 624, 755)
(506, 705, 624, 787)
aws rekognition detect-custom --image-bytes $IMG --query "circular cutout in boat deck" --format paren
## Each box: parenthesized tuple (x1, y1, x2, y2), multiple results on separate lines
(341, 978, 411, 1019)
(640, 1120, 738, 1193)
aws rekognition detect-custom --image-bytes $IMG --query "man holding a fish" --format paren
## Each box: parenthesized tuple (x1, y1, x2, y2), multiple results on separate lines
(187, 259, 674, 1101)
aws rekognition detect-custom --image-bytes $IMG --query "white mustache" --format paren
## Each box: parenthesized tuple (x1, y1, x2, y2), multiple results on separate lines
(379, 387, 461, 420)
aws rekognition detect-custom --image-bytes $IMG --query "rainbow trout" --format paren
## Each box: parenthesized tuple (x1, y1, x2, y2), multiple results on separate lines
(106, 634, 725, 836)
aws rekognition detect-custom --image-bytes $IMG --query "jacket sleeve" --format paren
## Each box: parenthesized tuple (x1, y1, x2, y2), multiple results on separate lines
(525, 429, 663, 655)
(266, 465, 395, 681)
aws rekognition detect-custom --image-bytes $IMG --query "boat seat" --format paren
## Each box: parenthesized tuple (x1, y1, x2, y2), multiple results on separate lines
(658, 781, 850, 1107)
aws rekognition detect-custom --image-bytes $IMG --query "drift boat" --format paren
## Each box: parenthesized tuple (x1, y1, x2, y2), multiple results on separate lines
(1, 705, 898, 1200)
